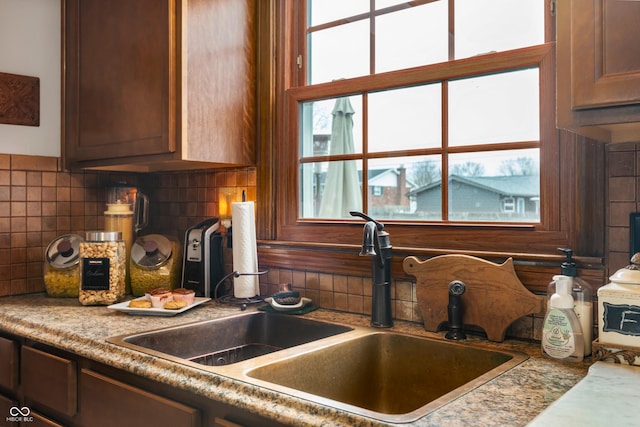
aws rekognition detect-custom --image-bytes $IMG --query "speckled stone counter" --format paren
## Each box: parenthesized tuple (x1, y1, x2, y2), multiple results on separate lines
(0, 294, 589, 426)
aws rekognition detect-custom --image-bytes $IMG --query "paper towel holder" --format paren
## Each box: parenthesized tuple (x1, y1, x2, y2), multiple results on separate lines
(213, 270, 269, 306)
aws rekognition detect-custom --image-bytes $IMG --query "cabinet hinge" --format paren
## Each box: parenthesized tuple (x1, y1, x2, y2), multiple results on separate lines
(550, 0, 556, 17)
(296, 54, 303, 69)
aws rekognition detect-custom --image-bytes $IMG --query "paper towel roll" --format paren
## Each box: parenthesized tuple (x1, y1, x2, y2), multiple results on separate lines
(232, 201, 259, 298)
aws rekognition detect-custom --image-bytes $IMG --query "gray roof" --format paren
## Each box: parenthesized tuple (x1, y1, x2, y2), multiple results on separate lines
(409, 174, 540, 197)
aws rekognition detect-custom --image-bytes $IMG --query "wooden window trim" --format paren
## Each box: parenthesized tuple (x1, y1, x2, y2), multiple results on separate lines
(275, 43, 562, 253)
(256, 0, 605, 264)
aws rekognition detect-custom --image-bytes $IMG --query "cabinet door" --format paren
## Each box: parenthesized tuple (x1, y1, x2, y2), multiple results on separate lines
(64, 0, 175, 163)
(21, 346, 77, 417)
(0, 336, 18, 393)
(570, 0, 640, 109)
(25, 411, 67, 427)
(0, 394, 18, 421)
(79, 369, 200, 427)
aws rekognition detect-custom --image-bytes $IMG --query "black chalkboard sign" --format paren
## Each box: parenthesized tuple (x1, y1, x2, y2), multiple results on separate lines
(603, 303, 640, 336)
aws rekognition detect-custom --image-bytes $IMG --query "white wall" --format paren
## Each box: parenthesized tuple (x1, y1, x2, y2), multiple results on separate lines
(0, 0, 60, 157)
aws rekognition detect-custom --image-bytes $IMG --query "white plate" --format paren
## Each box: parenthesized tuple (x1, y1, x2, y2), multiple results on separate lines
(264, 297, 311, 312)
(107, 297, 211, 316)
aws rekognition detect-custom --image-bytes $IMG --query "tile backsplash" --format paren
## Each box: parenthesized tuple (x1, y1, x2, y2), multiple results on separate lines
(2, 146, 631, 341)
(606, 142, 640, 275)
(0, 154, 255, 297)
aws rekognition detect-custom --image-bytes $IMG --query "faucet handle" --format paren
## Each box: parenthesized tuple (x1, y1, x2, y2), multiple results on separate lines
(349, 211, 385, 231)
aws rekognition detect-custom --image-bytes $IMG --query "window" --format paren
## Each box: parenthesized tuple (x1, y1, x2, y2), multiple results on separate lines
(276, 0, 559, 250)
(294, 0, 548, 224)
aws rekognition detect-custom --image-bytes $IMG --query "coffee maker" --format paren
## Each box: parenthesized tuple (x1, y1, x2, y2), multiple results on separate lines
(181, 218, 224, 298)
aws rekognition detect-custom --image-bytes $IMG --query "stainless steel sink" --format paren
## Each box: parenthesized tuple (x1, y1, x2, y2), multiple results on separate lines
(108, 311, 353, 366)
(108, 311, 528, 423)
(246, 331, 527, 423)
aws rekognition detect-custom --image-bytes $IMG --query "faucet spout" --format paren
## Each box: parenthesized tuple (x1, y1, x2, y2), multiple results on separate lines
(359, 221, 377, 257)
(350, 211, 393, 328)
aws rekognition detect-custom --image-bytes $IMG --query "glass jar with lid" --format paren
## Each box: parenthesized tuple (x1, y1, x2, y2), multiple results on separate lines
(130, 234, 181, 296)
(44, 234, 84, 297)
(104, 201, 134, 293)
(79, 231, 126, 305)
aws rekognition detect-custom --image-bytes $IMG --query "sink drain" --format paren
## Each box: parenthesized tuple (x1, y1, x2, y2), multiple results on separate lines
(189, 344, 281, 366)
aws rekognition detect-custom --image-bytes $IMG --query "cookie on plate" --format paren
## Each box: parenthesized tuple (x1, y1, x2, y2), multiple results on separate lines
(129, 299, 152, 308)
(163, 299, 188, 310)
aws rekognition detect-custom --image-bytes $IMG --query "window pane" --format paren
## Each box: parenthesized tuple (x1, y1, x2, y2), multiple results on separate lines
(369, 156, 442, 220)
(368, 84, 442, 152)
(309, 1, 368, 26)
(376, 0, 410, 9)
(448, 149, 540, 222)
(300, 96, 363, 158)
(448, 68, 540, 147)
(375, 2, 448, 73)
(455, 0, 544, 59)
(300, 161, 363, 219)
(309, 20, 370, 84)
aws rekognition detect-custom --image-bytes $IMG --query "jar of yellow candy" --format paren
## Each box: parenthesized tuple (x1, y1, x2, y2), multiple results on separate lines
(130, 234, 181, 297)
(44, 234, 84, 297)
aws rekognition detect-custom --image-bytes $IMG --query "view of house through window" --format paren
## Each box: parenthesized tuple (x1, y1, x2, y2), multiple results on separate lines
(298, 0, 545, 222)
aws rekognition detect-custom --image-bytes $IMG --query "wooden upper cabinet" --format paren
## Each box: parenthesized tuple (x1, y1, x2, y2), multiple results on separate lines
(63, 0, 256, 172)
(557, 0, 640, 143)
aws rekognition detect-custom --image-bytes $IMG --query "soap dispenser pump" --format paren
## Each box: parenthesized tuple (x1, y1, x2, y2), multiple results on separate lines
(542, 275, 585, 362)
(547, 248, 593, 356)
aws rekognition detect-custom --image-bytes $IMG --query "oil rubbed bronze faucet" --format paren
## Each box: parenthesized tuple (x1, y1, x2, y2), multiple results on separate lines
(445, 280, 467, 340)
(350, 211, 393, 328)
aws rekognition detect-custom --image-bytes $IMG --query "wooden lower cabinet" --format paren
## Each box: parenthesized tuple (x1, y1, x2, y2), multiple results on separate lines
(0, 336, 19, 393)
(0, 393, 18, 422)
(28, 411, 67, 427)
(0, 335, 287, 427)
(79, 369, 200, 427)
(21, 346, 77, 418)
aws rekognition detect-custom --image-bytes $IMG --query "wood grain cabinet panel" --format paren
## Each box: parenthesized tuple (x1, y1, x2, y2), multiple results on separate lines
(0, 394, 18, 421)
(557, 0, 640, 142)
(63, 0, 257, 172)
(0, 336, 18, 393)
(79, 369, 200, 427)
(21, 346, 77, 417)
(28, 411, 67, 427)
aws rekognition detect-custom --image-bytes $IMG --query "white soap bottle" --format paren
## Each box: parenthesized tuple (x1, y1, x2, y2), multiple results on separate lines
(541, 275, 584, 362)
(547, 248, 593, 356)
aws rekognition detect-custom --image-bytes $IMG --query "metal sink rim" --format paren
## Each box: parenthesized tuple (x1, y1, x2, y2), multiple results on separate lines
(242, 330, 529, 423)
(106, 310, 354, 370)
(107, 311, 529, 423)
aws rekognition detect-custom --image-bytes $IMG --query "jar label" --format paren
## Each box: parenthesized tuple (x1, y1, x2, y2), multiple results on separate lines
(542, 309, 576, 359)
(603, 303, 640, 336)
(81, 258, 111, 291)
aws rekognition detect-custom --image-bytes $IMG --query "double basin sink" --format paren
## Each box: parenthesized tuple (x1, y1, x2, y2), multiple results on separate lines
(108, 311, 527, 423)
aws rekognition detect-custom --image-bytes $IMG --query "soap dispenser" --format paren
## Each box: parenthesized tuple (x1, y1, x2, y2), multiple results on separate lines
(542, 275, 585, 362)
(547, 248, 593, 356)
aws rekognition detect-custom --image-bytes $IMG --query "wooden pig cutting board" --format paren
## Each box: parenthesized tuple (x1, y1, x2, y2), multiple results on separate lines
(403, 254, 545, 342)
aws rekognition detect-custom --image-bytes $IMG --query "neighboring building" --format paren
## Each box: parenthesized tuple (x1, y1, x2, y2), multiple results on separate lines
(407, 174, 540, 221)
(311, 166, 417, 217)
(367, 167, 416, 217)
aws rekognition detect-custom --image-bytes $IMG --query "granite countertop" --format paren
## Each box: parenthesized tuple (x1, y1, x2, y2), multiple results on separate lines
(0, 294, 589, 426)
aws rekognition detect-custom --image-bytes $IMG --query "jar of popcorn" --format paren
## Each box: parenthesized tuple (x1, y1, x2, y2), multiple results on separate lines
(79, 231, 126, 305)
(44, 234, 84, 297)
